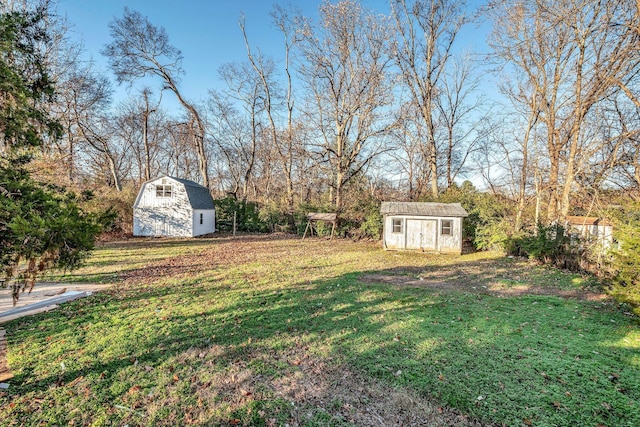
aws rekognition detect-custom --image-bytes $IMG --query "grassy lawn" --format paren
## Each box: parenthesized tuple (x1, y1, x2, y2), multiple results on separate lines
(1, 235, 639, 426)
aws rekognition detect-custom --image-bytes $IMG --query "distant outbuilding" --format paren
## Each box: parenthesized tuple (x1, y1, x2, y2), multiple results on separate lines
(133, 176, 215, 237)
(380, 202, 468, 254)
(566, 216, 613, 249)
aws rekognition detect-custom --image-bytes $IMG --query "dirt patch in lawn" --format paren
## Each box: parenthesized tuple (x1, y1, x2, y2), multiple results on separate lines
(274, 355, 491, 426)
(361, 271, 609, 301)
(0, 329, 11, 382)
(175, 345, 492, 427)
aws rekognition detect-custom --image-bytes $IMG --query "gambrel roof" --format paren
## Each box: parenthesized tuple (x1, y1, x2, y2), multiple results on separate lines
(134, 176, 214, 210)
(171, 177, 215, 209)
(380, 202, 468, 217)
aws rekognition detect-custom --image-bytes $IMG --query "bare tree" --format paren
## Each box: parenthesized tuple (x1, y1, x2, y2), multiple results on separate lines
(212, 60, 268, 200)
(489, 0, 640, 221)
(391, 0, 468, 197)
(110, 90, 166, 184)
(139, 88, 161, 181)
(9, 0, 88, 185)
(435, 54, 486, 188)
(298, 0, 396, 212)
(162, 119, 201, 183)
(102, 8, 210, 187)
(58, 63, 124, 191)
(240, 5, 307, 228)
(207, 86, 257, 200)
(389, 102, 432, 200)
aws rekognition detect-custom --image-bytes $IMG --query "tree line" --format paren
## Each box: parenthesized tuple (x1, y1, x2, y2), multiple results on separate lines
(2, 0, 640, 231)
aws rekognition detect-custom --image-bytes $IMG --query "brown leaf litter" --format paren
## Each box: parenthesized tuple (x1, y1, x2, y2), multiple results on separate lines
(361, 267, 609, 302)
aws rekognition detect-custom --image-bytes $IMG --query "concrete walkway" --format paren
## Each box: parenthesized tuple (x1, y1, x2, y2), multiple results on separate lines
(0, 282, 112, 324)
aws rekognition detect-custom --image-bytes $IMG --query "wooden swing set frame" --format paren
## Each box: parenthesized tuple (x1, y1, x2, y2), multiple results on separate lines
(302, 212, 337, 240)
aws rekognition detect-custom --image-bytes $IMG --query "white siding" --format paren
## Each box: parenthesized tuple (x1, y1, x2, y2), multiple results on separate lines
(571, 224, 613, 249)
(192, 209, 216, 236)
(406, 219, 437, 250)
(135, 178, 189, 209)
(384, 216, 406, 249)
(133, 206, 192, 237)
(437, 217, 463, 254)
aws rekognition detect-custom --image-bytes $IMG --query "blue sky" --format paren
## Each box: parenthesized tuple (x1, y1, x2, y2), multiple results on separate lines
(58, 0, 379, 109)
(57, 0, 492, 112)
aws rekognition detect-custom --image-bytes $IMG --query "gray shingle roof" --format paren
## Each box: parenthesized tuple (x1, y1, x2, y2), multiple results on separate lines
(380, 202, 468, 217)
(170, 177, 215, 210)
(133, 176, 216, 210)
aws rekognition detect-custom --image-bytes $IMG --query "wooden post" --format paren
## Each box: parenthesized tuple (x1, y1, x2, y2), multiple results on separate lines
(233, 211, 237, 238)
(302, 220, 312, 240)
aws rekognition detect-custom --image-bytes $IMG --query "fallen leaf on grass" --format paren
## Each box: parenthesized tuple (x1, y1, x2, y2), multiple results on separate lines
(67, 376, 84, 387)
(128, 385, 141, 394)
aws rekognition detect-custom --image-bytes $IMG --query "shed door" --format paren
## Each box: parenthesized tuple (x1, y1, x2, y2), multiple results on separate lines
(153, 217, 171, 236)
(406, 219, 437, 250)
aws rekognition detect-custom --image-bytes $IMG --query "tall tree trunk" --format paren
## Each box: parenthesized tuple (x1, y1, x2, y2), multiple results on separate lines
(424, 105, 439, 198)
(515, 109, 538, 231)
(142, 112, 151, 181)
(559, 30, 588, 219)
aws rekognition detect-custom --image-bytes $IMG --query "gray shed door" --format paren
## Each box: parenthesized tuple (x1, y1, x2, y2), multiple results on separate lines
(406, 219, 437, 250)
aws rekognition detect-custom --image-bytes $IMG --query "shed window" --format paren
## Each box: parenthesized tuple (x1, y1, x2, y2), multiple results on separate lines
(156, 184, 172, 197)
(392, 218, 403, 233)
(199, 213, 203, 225)
(441, 219, 452, 235)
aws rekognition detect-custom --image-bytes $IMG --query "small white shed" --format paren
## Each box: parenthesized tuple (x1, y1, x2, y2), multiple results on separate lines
(566, 216, 613, 249)
(381, 202, 468, 254)
(133, 176, 215, 237)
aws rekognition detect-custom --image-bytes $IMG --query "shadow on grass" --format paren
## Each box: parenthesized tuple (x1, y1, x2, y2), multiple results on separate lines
(3, 255, 639, 426)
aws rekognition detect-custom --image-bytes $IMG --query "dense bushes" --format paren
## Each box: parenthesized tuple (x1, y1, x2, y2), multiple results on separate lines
(82, 185, 136, 235)
(606, 203, 640, 308)
(428, 181, 514, 250)
(517, 223, 570, 263)
(211, 192, 384, 239)
(214, 197, 268, 233)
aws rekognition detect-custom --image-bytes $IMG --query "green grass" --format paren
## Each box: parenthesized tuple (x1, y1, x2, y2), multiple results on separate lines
(1, 236, 639, 426)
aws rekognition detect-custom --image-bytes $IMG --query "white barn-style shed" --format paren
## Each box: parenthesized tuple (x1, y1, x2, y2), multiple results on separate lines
(381, 202, 468, 254)
(133, 176, 215, 237)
